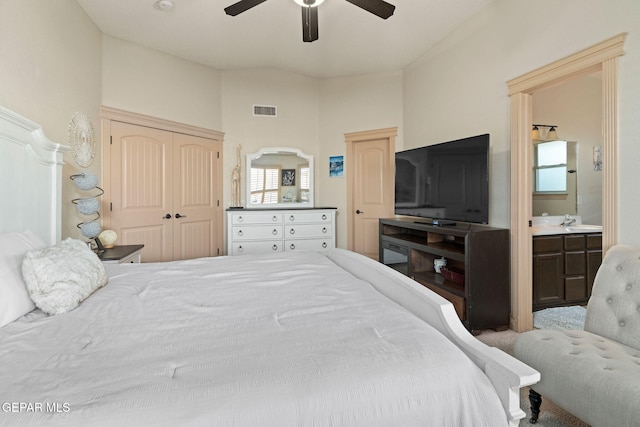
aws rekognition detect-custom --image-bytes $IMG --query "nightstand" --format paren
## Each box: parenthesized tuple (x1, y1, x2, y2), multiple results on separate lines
(98, 244, 144, 264)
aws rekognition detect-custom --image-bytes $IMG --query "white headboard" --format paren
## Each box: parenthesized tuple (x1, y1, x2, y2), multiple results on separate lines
(0, 105, 69, 245)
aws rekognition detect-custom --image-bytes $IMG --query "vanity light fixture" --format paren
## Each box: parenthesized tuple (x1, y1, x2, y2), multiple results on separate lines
(532, 124, 559, 141)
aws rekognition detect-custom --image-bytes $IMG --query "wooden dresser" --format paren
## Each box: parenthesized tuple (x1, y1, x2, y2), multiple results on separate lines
(226, 208, 336, 256)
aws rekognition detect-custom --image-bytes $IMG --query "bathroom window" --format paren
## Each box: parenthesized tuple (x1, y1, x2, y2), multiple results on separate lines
(534, 140, 567, 193)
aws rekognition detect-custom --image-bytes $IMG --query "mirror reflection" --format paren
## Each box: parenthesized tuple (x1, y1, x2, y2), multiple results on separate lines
(246, 147, 314, 208)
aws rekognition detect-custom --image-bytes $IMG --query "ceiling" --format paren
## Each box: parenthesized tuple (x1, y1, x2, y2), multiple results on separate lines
(76, 0, 493, 79)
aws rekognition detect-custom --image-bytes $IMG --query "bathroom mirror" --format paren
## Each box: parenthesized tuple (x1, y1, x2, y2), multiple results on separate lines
(246, 147, 314, 208)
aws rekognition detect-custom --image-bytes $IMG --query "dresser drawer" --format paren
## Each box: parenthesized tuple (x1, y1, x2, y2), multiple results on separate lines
(231, 241, 283, 255)
(231, 212, 283, 225)
(231, 225, 283, 240)
(285, 238, 333, 252)
(285, 224, 332, 239)
(284, 211, 333, 224)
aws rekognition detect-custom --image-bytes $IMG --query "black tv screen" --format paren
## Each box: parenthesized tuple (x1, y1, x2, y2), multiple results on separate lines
(394, 134, 489, 224)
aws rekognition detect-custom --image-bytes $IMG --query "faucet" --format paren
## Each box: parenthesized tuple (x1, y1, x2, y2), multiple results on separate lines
(561, 214, 576, 226)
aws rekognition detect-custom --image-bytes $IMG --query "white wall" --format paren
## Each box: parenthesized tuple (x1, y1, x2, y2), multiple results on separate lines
(220, 68, 320, 211)
(403, 0, 640, 238)
(0, 0, 102, 240)
(318, 71, 404, 248)
(102, 35, 222, 131)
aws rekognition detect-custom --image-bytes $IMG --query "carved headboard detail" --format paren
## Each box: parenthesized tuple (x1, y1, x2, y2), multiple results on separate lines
(0, 105, 69, 245)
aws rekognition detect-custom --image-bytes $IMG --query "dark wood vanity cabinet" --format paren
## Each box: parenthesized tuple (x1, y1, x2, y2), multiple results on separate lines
(533, 233, 602, 310)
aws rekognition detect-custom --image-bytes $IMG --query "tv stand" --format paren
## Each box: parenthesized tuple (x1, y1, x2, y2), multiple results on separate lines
(379, 217, 510, 332)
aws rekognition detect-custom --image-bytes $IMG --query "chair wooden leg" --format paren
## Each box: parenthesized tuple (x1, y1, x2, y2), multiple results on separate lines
(528, 388, 542, 424)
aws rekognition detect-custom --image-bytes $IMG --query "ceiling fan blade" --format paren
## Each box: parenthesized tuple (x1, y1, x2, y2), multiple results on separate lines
(224, 0, 269, 16)
(301, 6, 319, 43)
(344, 0, 395, 19)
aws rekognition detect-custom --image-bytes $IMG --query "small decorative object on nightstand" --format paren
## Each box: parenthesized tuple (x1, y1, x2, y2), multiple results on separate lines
(98, 244, 144, 264)
(98, 229, 117, 248)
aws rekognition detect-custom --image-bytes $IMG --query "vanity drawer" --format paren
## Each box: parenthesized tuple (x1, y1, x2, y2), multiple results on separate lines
(285, 211, 333, 224)
(231, 226, 283, 240)
(285, 224, 332, 239)
(231, 212, 283, 225)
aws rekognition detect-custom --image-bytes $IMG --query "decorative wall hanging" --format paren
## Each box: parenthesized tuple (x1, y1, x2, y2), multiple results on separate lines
(329, 155, 344, 177)
(68, 112, 96, 167)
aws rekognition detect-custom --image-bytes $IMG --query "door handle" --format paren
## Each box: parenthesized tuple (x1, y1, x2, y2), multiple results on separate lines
(163, 214, 172, 219)
(356, 210, 364, 214)
(175, 213, 186, 218)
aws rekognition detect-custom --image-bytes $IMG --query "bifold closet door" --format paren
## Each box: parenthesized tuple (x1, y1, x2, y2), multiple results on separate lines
(172, 132, 220, 261)
(109, 121, 221, 262)
(110, 121, 174, 262)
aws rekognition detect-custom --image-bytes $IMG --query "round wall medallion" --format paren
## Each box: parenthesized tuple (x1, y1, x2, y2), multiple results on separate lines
(68, 112, 96, 167)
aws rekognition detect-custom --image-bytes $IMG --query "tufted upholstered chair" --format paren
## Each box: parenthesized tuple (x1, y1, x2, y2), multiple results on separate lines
(514, 244, 640, 426)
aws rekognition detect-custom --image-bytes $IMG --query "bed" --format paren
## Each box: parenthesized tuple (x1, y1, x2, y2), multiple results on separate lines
(0, 104, 539, 426)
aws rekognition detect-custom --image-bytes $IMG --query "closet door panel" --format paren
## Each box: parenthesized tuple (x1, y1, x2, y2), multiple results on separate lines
(172, 133, 221, 260)
(110, 122, 173, 262)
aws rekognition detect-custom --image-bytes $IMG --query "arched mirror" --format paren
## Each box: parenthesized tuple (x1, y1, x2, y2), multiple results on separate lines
(246, 147, 314, 208)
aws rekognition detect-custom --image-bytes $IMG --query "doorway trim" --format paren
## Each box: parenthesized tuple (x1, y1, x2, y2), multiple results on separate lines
(507, 33, 626, 332)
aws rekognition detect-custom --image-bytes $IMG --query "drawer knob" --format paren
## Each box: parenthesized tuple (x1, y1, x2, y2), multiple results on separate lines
(290, 243, 296, 250)
(272, 215, 278, 221)
(322, 214, 327, 220)
(272, 244, 278, 251)
(290, 229, 295, 235)
(322, 242, 327, 248)
(289, 215, 295, 221)
(237, 230, 244, 236)
(272, 229, 278, 235)
(238, 245, 243, 252)
(322, 227, 327, 233)
(238, 216, 243, 222)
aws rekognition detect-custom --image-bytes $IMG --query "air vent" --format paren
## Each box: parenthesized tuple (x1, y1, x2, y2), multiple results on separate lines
(253, 105, 277, 117)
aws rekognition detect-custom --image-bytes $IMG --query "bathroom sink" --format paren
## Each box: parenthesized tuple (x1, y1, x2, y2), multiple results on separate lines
(532, 223, 602, 235)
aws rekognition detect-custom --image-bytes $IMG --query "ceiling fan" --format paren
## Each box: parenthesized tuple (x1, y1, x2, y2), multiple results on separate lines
(224, 0, 395, 43)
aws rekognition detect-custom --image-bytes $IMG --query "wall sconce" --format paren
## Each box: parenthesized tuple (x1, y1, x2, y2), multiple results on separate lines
(71, 172, 104, 248)
(532, 124, 559, 141)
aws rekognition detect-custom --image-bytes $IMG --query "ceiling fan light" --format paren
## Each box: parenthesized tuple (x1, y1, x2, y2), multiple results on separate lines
(293, 0, 325, 7)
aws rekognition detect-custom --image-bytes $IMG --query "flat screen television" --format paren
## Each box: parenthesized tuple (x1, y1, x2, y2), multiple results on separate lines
(394, 134, 489, 225)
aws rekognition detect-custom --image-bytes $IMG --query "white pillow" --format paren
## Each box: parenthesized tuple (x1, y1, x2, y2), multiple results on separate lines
(0, 230, 46, 327)
(22, 238, 108, 315)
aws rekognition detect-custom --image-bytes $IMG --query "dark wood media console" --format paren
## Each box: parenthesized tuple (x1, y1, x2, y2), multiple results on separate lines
(379, 217, 510, 332)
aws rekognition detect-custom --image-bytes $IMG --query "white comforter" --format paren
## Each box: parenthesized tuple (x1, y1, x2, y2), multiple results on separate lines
(0, 251, 506, 426)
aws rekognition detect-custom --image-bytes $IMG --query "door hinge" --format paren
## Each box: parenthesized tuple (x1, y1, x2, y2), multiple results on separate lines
(217, 200, 220, 207)
(110, 202, 113, 211)
(110, 135, 113, 145)
(217, 151, 220, 159)
(217, 248, 220, 255)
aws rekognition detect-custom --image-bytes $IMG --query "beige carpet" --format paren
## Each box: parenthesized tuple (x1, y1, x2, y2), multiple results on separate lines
(476, 329, 590, 427)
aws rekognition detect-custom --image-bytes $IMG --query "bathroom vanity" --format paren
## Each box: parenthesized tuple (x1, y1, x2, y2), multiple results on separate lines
(531, 216, 602, 310)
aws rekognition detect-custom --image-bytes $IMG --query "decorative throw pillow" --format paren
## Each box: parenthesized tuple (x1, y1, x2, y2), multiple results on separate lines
(0, 230, 46, 327)
(22, 238, 108, 315)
